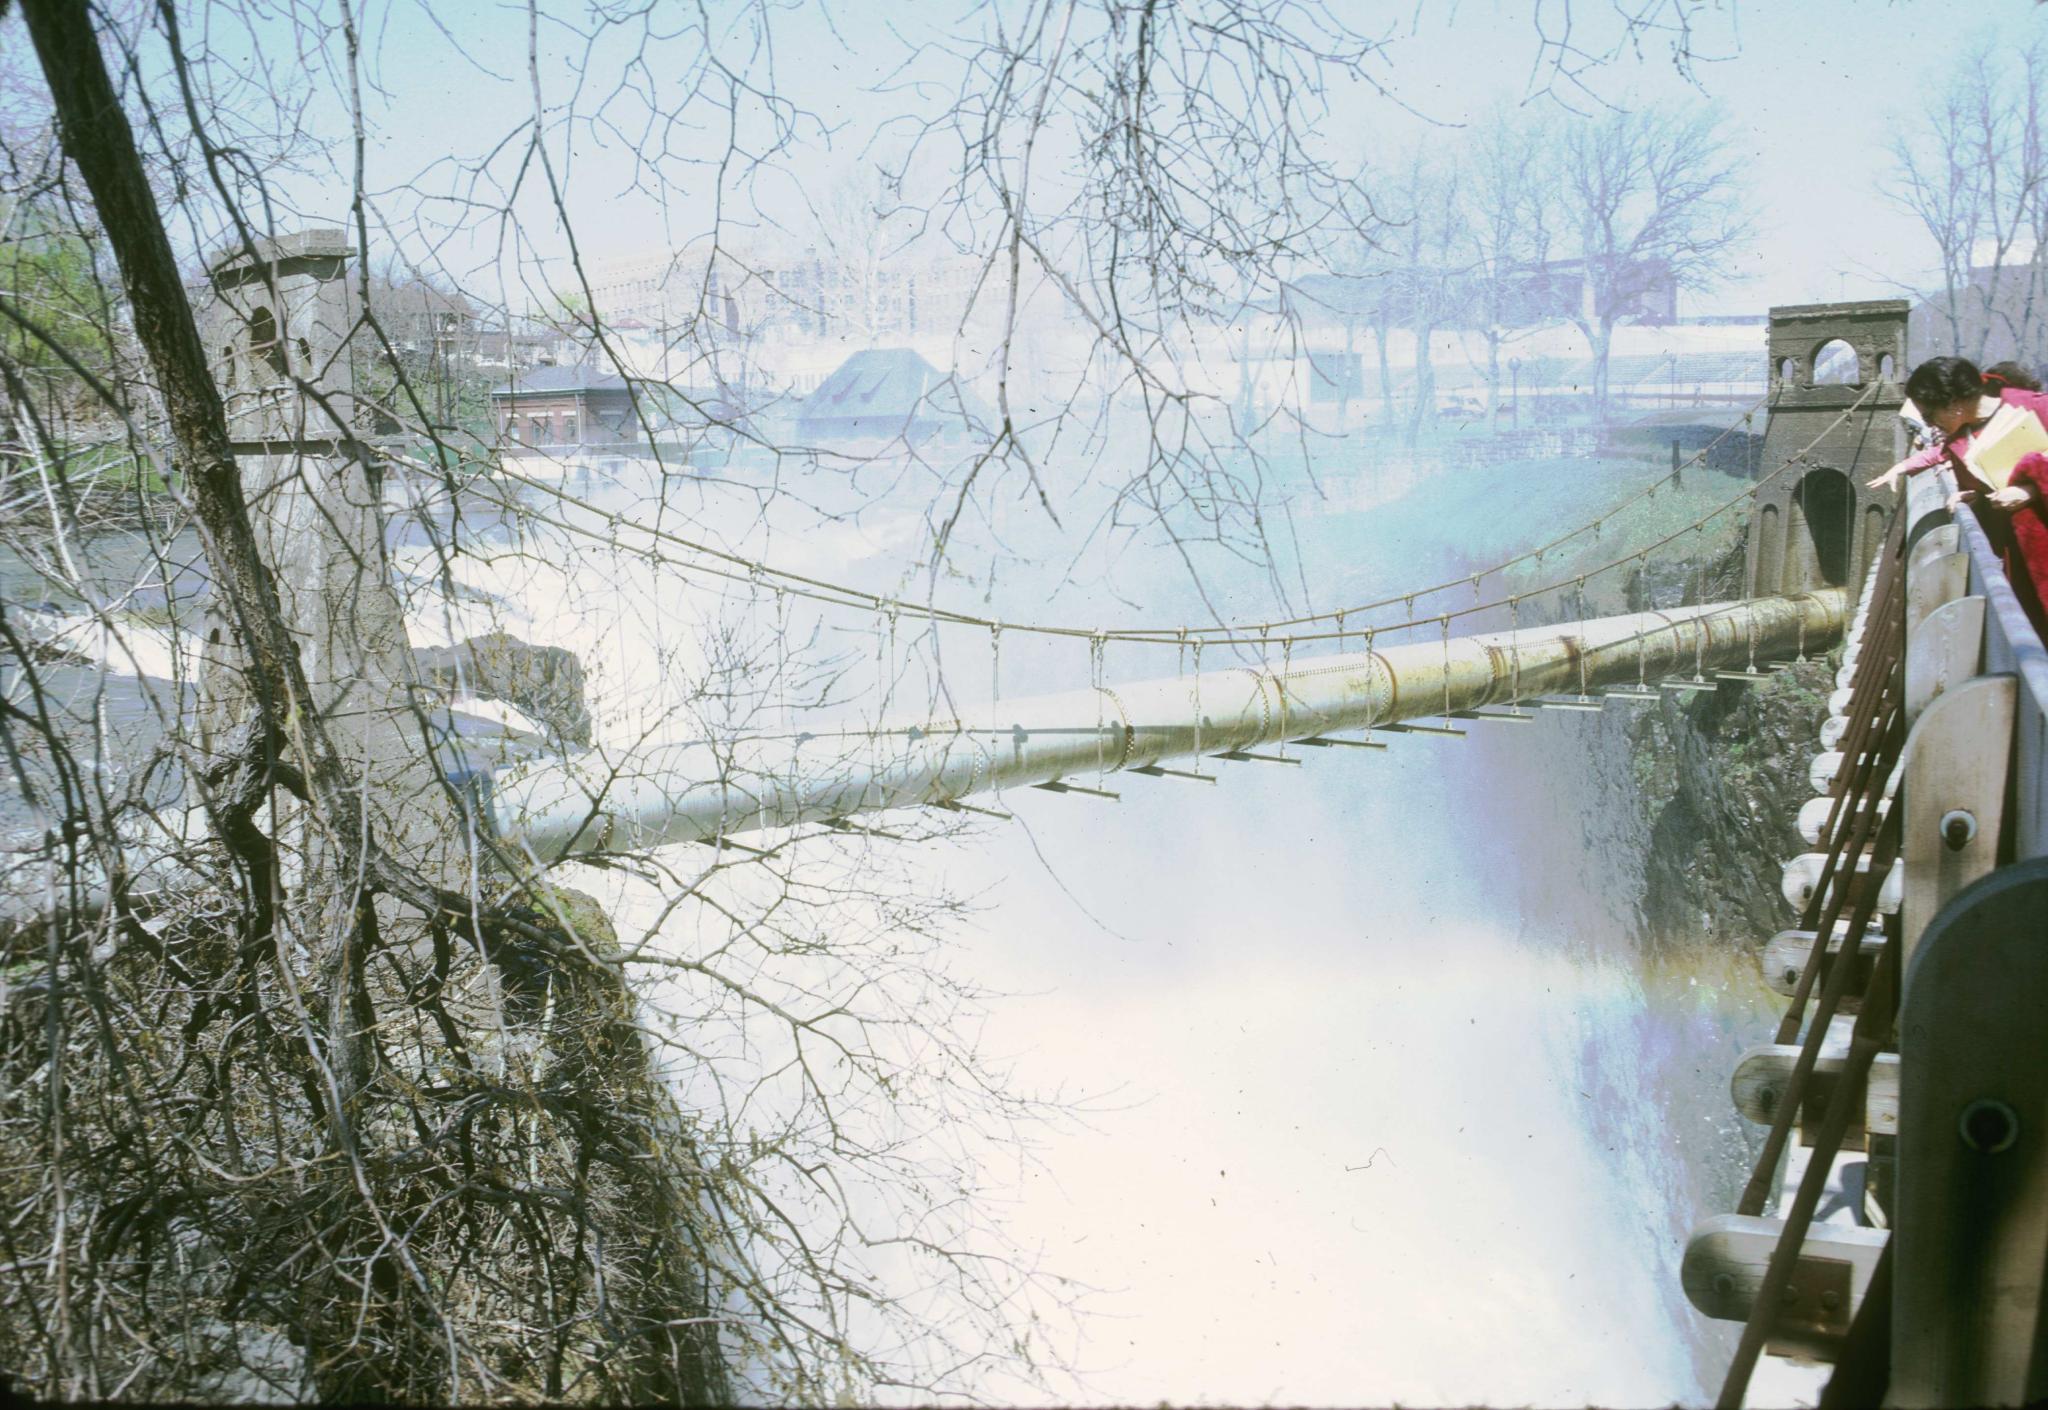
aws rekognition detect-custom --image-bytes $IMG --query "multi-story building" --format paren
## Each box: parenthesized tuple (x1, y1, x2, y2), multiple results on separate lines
(489, 364, 741, 454)
(586, 243, 985, 343)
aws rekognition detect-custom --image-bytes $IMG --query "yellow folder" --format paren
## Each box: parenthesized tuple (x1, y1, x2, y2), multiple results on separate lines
(1965, 403, 2048, 490)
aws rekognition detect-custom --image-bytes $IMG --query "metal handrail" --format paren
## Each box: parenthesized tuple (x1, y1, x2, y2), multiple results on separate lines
(1950, 505, 2048, 860)
(1714, 520, 1907, 1406)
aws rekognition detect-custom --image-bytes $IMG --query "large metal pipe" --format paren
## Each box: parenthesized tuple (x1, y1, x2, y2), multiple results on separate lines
(486, 589, 1848, 859)
(1, 589, 1847, 926)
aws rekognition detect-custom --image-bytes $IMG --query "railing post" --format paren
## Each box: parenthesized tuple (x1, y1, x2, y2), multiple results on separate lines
(1889, 860, 2048, 1407)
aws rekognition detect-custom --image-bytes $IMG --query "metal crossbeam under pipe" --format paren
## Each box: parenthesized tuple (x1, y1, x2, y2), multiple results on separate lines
(488, 589, 1847, 860)
(0, 589, 1848, 928)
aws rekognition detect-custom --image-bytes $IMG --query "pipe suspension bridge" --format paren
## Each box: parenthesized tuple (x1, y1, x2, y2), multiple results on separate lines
(484, 298, 2048, 1406)
(6, 241, 2046, 1407)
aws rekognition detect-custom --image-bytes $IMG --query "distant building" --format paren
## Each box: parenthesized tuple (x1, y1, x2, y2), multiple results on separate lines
(474, 325, 571, 372)
(585, 244, 985, 347)
(490, 366, 735, 453)
(1284, 256, 1680, 336)
(355, 287, 582, 374)
(792, 348, 989, 444)
(1908, 257, 2048, 373)
(367, 282, 476, 361)
(1509, 257, 1679, 328)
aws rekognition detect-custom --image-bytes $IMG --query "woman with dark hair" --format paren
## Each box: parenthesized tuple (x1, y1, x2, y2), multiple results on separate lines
(1872, 356, 2047, 488)
(1983, 360, 2044, 394)
(1868, 354, 2048, 635)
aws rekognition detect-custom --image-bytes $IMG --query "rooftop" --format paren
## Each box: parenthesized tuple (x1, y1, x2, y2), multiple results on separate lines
(490, 365, 634, 397)
(794, 347, 990, 425)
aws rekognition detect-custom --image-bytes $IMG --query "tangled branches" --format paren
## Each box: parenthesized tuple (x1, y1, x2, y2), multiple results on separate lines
(0, 845, 735, 1401)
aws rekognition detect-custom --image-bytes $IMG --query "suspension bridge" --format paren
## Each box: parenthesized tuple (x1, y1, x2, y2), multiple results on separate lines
(8, 227, 2048, 1406)
(481, 298, 2048, 1402)
(460, 296, 2048, 1407)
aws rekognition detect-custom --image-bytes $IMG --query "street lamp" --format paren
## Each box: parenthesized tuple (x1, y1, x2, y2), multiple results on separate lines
(1509, 357, 1521, 431)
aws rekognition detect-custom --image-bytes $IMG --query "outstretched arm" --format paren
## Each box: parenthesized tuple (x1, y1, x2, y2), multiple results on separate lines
(1869, 441, 1946, 491)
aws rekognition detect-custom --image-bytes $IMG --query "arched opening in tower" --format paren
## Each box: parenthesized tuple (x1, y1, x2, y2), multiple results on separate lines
(1783, 466, 1853, 591)
(247, 306, 288, 380)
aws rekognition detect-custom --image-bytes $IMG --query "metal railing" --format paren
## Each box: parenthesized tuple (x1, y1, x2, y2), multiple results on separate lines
(1690, 470, 2048, 1406)
(1953, 504, 2048, 861)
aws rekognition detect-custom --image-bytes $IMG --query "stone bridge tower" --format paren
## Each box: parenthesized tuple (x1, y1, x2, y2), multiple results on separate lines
(1746, 300, 1909, 603)
(199, 229, 412, 723)
(196, 229, 453, 875)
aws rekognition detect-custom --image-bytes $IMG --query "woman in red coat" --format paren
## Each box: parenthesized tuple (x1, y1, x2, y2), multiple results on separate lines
(1868, 356, 2048, 638)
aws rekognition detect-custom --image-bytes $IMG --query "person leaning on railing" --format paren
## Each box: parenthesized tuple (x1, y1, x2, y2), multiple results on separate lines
(1867, 356, 2048, 638)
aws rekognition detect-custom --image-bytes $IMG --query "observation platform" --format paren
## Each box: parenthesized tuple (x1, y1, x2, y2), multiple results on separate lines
(1679, 300, 2048, 1408)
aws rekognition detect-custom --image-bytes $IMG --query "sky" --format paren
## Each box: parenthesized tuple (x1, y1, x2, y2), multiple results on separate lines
(1372, 0, 1961, 311)
(92, 0, 2046, 321)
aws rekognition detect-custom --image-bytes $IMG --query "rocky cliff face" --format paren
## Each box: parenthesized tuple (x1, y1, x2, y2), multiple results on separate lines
(413, 630, 592, 746)
(1626, 543, 1835, 953)
(1629, 657, 1832, 950)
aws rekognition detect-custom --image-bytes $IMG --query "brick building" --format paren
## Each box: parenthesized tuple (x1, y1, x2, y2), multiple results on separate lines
(491, 365, 745, 453)
(490, 366, 641, 451)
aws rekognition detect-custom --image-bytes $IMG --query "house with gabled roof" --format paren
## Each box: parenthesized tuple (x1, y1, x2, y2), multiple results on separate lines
(792, 348, 990, 445)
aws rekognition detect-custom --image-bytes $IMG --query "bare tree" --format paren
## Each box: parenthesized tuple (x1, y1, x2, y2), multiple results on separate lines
(0, 2, 1769, 1405)
(905, 0, 1390, 607)
(795, 168, 923, 348)
(0, 0, 1393, 1398)
(1891, 42, 2048, 368)
(1521, 0, 1744, 106)
(1559, 102, 1751, 417)
(1462, 106, 1558, 430)
(1377, 146, 1470, 445)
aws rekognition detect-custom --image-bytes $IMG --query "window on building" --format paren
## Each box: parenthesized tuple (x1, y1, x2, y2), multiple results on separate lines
(561, 414, 578, 444)
(531, 415, 549, 444)
(1308, 351, 1364, 404)
(247, 306, 287, 380)
(1813, 339, 1861, 386)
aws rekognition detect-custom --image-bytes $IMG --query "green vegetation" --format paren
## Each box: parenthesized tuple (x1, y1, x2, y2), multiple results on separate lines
(1493, 454, 1751, 612)
(0, 195, 174, 525)
(60, 441, 172, 494)
(0, 196, 118, 409)
(360, 342, 501, 459)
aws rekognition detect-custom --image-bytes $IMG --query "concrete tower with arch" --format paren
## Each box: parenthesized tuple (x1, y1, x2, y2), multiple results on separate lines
(197, 227, 411, 718)
(203, 227, 362, 447)
(1746, 300, 1909, 602)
